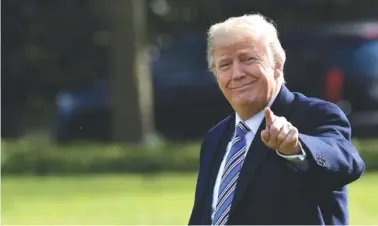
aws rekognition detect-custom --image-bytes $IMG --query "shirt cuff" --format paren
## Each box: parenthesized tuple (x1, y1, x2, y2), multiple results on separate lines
(275, 144, 307, 162)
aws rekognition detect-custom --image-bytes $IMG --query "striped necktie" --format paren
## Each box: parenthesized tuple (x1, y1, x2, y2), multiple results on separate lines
(212, 121, 251, 225)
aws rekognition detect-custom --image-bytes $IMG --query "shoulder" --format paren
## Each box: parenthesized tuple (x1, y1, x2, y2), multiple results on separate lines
(290, 92, 352, 139)
(292, 92, 348, 120)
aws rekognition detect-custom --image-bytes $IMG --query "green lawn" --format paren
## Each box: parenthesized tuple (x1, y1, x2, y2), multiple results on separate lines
(2, 173, 378, 225)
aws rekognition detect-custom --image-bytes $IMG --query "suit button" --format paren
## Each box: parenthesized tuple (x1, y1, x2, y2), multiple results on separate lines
(315, 156, 326, 166)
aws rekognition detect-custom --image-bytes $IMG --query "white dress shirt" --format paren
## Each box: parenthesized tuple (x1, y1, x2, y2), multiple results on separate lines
(211, 93, 307, 220)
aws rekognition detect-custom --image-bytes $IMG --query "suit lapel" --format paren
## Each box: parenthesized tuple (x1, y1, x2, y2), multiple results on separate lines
(196, 115, 234, 203)
(230, 85, 295, 212)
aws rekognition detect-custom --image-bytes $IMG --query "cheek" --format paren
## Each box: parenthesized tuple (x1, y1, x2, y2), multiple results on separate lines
(254, 63, 275, 82)
(256, 75, 273, 93)
(246, 63, 265, 77)
(216, 74, 230, 89)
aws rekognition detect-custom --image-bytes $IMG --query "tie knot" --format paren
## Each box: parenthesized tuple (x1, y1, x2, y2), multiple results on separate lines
(235, 121, 250, 138)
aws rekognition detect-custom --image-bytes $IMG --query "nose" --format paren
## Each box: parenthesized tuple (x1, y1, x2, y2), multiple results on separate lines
(231, 60, 246, 79)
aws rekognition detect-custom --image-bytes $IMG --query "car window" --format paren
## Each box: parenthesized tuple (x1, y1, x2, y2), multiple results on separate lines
(151, 35, 215, 87)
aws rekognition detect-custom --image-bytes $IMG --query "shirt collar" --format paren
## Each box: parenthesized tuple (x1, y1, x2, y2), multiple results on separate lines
(235, 89, 279, 135)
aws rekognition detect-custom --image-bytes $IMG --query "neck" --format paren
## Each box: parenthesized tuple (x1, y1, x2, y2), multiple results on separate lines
(235, 102, 265, 121)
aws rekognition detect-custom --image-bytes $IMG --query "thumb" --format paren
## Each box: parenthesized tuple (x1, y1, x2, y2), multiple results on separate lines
(264, 107, 276, 127)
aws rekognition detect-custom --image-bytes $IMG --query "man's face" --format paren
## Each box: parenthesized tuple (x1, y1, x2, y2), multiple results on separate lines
(213, 34, 281, 112)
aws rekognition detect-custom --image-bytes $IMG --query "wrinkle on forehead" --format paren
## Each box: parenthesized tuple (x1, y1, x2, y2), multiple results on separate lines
(212, 32, 273, 69)
(211, 28, 262, 48)
(211, 27, 269, 54)
(212, 37, 266, 60)
(214, 43, 258, 62)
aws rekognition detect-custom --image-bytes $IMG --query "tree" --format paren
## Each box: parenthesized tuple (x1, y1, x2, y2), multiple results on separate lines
(106, 0, 155, 144)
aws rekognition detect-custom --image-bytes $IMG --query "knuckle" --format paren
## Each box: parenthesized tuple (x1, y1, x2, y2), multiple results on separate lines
(290, 127, 298, 133)
(278, 135, 286, 142)
(278, 132, 286, 140)
(284, 124, 291, 132)
(288, 132, 295, 140)
(271, 126, 279, 134)
(279, 116, 287, 122)
(290, 134, 298, 143)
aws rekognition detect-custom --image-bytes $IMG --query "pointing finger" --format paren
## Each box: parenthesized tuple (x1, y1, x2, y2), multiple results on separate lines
(264, 107, 276, 127)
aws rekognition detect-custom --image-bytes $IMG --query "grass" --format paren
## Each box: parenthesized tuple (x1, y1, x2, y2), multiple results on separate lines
(2, 172, 378, 225)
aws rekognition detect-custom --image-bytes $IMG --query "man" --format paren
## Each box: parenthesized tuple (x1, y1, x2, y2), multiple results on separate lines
(188, 14, 365, 225)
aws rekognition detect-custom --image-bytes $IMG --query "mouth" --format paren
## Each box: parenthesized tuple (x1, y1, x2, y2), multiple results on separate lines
(231, 81, 256, 90)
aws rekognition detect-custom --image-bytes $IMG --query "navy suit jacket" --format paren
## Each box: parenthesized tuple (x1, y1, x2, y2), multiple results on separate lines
(188, 85, 365, 225)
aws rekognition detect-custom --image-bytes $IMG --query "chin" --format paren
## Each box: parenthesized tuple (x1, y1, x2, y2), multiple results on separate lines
(233, 97, 255, 106)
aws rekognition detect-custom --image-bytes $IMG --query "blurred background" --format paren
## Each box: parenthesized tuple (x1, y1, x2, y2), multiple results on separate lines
(1, 0, 378, 224)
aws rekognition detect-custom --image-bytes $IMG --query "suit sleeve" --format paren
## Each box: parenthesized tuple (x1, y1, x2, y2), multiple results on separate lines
(296, 101, 365, 191)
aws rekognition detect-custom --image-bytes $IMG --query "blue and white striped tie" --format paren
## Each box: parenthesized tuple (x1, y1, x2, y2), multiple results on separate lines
(212, 121, 251, 225)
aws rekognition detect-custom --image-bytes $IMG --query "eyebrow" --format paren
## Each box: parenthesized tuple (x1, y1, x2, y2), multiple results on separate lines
(217, 58, 231, 66)
(238, 47, 258, 55)
(214, 45, 260, 62)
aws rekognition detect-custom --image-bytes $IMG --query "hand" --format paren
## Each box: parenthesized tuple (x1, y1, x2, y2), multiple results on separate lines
(261, 107, 301, 155)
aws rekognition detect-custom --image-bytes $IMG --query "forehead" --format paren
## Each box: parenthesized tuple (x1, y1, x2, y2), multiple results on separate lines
(212, 33, 268, 59)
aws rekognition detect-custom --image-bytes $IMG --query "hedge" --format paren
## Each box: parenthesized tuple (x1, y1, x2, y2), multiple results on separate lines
(1, 139, 201, 175)
(1, 138, 378, 175)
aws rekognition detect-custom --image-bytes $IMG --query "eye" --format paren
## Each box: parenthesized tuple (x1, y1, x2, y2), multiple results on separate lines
(219, 62, 231, 69)
(245, 57, 256, 62)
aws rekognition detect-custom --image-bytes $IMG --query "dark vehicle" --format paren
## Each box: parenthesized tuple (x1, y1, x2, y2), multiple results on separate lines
(282, 21, 378, 137)
(54, 34, 232, 142)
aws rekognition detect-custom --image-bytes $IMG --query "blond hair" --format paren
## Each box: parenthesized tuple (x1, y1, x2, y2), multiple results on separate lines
(207, 14, 286, 75)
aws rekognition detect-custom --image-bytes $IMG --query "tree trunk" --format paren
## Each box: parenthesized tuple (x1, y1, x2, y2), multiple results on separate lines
(107, 0, 155, 144)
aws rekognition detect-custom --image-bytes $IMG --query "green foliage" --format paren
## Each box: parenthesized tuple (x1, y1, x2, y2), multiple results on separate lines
(352, 139, 378, 171)
(1, 139, 200, 175)
(1, 139, 378, 175)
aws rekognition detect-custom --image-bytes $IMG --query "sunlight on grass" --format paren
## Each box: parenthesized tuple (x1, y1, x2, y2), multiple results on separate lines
(2, 173, 377, 225)
(2, 174, 195, 225)
(349, 172, 378, 225)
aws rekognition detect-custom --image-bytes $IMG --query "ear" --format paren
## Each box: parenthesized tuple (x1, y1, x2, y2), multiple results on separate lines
(273, 60, 283, 80)
(274, 68, 283, 80)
